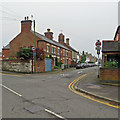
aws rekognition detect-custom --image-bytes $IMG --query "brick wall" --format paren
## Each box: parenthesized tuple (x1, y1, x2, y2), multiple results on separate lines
(100, 68, 120, 84)
(36, 58, 54, 72)
(9, 32, 40, 57)
(2, 49, 10, 60)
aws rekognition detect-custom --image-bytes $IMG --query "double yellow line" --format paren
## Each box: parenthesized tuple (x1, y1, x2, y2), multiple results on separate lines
(68, 73, 120, 109)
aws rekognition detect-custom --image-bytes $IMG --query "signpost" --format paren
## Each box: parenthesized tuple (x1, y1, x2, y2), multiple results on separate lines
(31, 46, 35, 73)
(95, 40, 101, 78)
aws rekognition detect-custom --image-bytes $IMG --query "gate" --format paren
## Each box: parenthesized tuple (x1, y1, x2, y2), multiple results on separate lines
(45, 58, 51, 72)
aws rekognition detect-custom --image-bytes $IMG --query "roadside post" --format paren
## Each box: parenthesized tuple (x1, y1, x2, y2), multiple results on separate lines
(31, 46, 35, 73)
(95, 40, 101, 78)
(61, 64, 64, 70)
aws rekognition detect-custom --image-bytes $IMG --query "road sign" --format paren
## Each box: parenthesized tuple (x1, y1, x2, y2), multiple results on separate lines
(95, 46, 101, 50)
(97, 49, 100, 55)
(95, 40, 101, 47)
(32, 46, 35, 51)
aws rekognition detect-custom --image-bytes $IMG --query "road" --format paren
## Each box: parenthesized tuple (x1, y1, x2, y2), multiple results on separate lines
(1, 67, 119, 119)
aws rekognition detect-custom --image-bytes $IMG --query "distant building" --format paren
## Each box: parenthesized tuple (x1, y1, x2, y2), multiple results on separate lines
(85, 52, 97, 63)
(58, 33, 80, 63)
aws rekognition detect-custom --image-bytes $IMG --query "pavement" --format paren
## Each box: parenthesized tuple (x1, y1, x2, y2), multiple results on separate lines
(75, 69, 120, 104)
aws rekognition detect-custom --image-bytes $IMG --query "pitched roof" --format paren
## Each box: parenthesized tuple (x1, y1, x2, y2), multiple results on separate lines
(102, 41, 119, 52)
(114, 25, 120, 40)
(64, 43, 78, 53)
(2, 44, 10, 49)
(32, 31, 72, 51)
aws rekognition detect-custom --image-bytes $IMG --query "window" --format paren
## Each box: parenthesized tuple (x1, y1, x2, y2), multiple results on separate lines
(63, 50, 65, 56)
(47, 45, 49, 53)
(54, 48, 56, 54)
(58, 49, 59, 55)
(66, 59, 67, 64)
(66, 51, 68, 56)
(52, 47, 54, 53)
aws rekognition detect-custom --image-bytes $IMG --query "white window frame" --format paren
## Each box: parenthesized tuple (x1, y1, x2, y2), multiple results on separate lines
(47, 45, 49, 53)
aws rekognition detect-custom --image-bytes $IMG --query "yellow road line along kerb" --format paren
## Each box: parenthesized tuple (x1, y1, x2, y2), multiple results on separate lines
(1, 73, 22, 77)
(0, 84, 22, 97)
(68, 73, 120, 109)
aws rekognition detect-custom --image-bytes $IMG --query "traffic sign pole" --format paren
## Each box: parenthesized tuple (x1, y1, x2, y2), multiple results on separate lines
(95, 40, 101, 78)
(97, 54, 99, 78)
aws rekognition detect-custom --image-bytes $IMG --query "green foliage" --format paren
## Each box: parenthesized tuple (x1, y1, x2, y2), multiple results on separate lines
(8, 57, 17, 60)
(16, 47, 33, 60)
(54, 66, 60, 69)
(55, 57, 59, 66)
(88, 61, 94, 63)
(81, 51, 86, 63)
(104, 61, 118, 68)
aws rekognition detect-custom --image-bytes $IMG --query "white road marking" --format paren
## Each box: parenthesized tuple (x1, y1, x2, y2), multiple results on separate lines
(0, 84, 66, 119)
(45, 108, 65, 120)
(0, 84, 22, 97)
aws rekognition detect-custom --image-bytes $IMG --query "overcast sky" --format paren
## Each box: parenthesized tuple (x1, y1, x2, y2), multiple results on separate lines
(0, 1, 119, 57)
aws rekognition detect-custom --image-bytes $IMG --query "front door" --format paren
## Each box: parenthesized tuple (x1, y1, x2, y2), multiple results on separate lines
(45, 58, 51, 72)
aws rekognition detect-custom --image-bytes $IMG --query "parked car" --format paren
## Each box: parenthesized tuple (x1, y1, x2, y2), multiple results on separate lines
(76, 63, 86, 69)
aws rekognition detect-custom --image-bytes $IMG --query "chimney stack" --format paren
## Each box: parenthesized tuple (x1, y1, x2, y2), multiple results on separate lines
(66, 38, 70, 45)
(21, 16, 32, 32)
(58, 33, 64, 44)
(44, 28, 53, 40)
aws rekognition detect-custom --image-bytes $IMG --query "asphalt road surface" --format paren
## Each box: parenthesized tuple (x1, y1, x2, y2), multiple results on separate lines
(1, 67, 119, 119)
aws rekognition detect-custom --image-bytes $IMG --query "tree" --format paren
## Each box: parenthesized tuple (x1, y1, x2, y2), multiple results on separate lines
(16, 47, 33, 60)
(81, 51, 86, 63)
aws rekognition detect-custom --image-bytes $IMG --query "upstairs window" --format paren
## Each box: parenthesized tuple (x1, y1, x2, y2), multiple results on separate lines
(54, 48, 56, 54)
(52, 47, 54, 53)
(47, 45, 49, 53)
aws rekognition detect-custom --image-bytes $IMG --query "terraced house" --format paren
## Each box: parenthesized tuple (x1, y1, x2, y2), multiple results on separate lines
(2, 17, 73, 72)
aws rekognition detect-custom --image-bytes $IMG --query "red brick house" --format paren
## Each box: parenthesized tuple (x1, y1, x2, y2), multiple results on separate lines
(58, 33, 79, 64)
(100, 25, 120, 84)
(2, 17, 72, 72)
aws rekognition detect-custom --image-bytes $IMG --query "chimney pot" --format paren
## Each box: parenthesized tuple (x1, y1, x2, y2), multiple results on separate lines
(27, 16, 29, 20)
(47, 28, 50, 32)
(44, 28, 53, 40)
(21, 18, 32, 32)
(66, 38, 70, 45)
(58, 33, 65, 44)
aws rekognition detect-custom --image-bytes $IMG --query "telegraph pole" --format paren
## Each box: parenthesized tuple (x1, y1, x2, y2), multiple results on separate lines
(33, 20, 36, 73)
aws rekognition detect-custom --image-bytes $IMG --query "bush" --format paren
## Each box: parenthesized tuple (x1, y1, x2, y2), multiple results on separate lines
(54, 66, 60, 69)
(16, 47, 32, 60)
(104, 61, 118, 68)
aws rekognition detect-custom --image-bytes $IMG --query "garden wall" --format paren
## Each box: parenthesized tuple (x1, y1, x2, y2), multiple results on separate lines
(2, 59, 32, 73)
(100, 68, 120, 84)
(2, 59, 54, 73)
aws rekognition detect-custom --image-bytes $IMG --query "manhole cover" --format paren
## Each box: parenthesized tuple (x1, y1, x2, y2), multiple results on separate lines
(24, 105, 44, 113)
